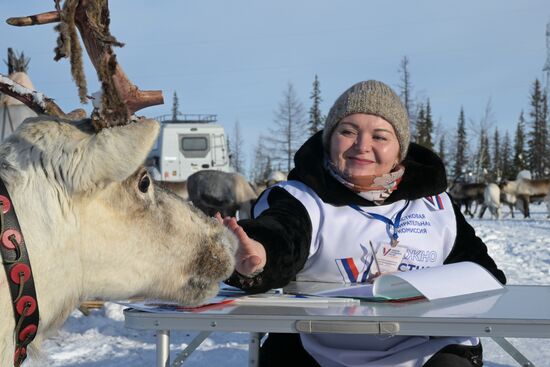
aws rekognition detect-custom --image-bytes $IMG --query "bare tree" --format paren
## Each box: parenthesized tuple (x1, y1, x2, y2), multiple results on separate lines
(470, 99, 495, 182)
(397, 56, 416, 138)
(249, 136, 272, 183)
(266, 82, 307, 172)
(230, 119, 245, 174)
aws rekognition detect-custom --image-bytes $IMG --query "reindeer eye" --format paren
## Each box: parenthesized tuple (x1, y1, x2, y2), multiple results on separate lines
(138, 174, 151, 193)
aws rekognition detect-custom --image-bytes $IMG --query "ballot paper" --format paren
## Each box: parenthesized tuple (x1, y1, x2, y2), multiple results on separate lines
(297, 262, 505, 302)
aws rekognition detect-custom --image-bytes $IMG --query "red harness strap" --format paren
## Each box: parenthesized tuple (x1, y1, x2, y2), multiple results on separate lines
(0, 178, 40, 367)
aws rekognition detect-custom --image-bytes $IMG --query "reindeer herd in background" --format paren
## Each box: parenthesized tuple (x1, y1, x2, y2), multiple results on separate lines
(189, 168, 550, 222)
(449, 171, 550, 220)
(193, 169, 549, 222)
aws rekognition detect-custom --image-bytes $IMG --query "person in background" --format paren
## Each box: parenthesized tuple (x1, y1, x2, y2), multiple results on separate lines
(219, 80, 506, 367)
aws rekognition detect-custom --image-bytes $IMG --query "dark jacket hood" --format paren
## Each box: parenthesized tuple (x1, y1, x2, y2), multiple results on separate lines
(288, 131, 448, 206)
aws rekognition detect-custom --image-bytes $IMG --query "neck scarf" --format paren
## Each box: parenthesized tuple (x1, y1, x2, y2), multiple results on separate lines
(325, 156, 405, 205)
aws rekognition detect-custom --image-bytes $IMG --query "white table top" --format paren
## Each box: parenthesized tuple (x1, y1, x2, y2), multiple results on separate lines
(124, 285, 550, 338)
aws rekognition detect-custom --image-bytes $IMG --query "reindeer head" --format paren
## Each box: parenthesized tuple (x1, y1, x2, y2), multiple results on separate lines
(1, 115, 237, 304)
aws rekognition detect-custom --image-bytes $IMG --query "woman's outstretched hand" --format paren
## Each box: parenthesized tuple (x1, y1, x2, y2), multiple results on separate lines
(215, 212, 267, 277)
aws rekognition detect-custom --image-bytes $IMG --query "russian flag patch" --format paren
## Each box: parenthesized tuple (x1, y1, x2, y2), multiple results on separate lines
(335, 257, 371, 283)
(423, 194, 445, 211)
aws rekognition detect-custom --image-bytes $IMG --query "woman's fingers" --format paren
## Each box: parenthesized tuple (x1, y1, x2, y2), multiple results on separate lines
(219, 216, 254, 250)
(223, 216, 234, 227)
(216, 213, 238, 230)
(228, 217, 241, 232)
(233, 225, 249, 242)
(215, 213, 267, 276)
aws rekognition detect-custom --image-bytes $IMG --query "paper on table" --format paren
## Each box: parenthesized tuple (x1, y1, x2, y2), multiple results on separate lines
(375, 261, 504, 301)
(311, 262, 504, 302)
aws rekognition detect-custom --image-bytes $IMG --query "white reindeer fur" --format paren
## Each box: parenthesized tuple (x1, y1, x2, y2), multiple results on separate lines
(0, 116, 237, 365)
(482, 183, 501, 219)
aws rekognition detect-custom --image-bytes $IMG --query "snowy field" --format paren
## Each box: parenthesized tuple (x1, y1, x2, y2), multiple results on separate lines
(26, 203, 550, 367)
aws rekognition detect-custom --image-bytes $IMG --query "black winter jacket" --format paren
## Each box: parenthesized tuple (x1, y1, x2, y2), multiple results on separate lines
(226, 131, 506, 292)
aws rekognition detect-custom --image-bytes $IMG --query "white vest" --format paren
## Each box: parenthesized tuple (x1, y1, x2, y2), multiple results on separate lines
(254, 181, 478, 367)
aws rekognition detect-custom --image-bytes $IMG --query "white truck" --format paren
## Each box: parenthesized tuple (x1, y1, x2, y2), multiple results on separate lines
(146, 114, 233, 182)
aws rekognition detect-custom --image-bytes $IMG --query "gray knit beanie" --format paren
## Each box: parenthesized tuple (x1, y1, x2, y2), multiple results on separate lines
(322, 80, 410, 162)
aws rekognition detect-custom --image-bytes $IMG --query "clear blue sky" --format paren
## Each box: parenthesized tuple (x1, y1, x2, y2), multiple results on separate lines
(1, 0, 549, 171)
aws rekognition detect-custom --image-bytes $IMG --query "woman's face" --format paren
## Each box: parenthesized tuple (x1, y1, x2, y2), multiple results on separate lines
(329, 113, 400, 177)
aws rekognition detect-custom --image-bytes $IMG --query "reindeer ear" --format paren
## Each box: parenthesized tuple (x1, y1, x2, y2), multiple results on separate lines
(74, 119, 160, 192)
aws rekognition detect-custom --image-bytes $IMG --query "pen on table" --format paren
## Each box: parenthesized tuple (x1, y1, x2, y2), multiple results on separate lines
(369, 240, 381, 275)
(240, 294, 360, 305)
(286, 294, 360, 304)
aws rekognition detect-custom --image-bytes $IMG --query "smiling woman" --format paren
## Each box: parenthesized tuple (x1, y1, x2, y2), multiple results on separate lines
(219, 79, 506, 367)
(323, 81, 410, 204)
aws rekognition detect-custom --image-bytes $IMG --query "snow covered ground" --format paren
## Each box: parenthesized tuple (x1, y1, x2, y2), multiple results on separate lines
(27, 203, 550, 367)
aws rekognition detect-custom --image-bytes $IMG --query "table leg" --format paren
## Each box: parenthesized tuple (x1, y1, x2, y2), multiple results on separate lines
(156, 329, 170, 367)
(491, 337, 535, 367)
(172, 331, 212, 366)
(249, 332, 262, 367)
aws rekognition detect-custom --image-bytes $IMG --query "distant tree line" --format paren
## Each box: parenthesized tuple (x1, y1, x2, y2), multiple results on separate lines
(397, 56, 549, 183)
(246, 75, 325, 183)
(444, 78, 548, 182)
(231, 56, 549, 183)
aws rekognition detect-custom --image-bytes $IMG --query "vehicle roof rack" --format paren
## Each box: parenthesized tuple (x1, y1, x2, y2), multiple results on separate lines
(153, 113, 217, 123)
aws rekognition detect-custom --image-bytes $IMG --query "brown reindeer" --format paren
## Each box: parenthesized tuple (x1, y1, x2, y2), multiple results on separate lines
(500, 178, 550, 218)
(448, 182, 486, 218)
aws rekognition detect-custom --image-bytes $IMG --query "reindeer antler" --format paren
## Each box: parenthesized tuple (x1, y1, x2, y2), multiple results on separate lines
(0, 73, 65, 117)
(6, 0, 164, 129)
(6, 11, 61, 27)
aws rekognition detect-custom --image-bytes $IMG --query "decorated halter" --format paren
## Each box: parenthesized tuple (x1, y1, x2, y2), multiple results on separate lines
(0, 177, 40, 367)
